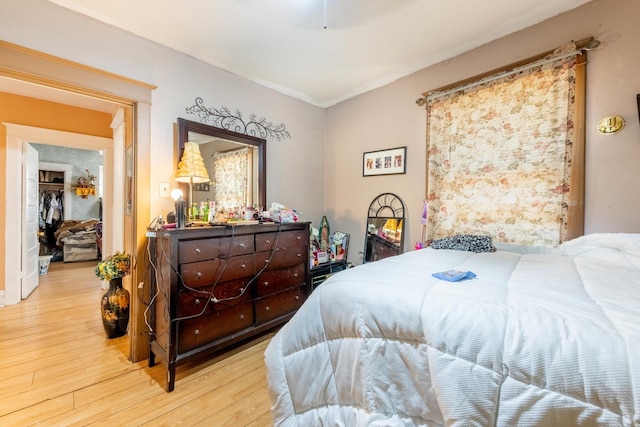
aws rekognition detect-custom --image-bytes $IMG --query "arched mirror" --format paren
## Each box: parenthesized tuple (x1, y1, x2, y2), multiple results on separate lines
(177, 118, 266, 214)
(363, 193, 406, 263)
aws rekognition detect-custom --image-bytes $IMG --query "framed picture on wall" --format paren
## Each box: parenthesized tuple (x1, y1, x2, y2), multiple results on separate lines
(193, 182, 210, 192)
(636, 93, 639, 124)
(363, 146, 407, 177)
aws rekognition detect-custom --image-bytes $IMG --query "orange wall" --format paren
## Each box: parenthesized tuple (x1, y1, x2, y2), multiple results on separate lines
(0, 91, 112, 292)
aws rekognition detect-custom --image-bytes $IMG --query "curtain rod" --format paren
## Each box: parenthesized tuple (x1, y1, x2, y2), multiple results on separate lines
(416, 39, 600, 106)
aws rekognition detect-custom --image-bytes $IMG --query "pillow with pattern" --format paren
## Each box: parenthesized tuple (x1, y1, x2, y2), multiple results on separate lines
(430, 234, 496, 253)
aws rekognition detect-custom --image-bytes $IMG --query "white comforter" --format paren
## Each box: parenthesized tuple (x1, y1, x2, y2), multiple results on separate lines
(264, 233, 640, 426)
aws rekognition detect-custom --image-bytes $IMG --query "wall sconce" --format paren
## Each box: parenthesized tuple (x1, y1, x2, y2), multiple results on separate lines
(175, 142, 210, 220)
(597, 115, 625, 135)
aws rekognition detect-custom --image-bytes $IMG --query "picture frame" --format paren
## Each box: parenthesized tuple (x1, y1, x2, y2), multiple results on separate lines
(193, 182, 210, 192)
(363, 146, 407, 177)
(636, 94, 639, 125)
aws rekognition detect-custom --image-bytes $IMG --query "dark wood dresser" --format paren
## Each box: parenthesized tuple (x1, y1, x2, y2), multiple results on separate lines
(367, 234, 401, 262)
(148, 222, 310, 391)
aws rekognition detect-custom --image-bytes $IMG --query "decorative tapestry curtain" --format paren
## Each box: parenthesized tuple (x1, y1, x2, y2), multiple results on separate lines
(212, 148, 250, 211)
(426, 45, 584, 246)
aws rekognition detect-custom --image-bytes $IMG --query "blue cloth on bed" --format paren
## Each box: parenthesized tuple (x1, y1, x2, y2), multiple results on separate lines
(432, 270, 477, 282)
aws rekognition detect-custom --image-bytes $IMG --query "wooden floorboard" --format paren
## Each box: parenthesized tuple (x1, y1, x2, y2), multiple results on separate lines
(0, 260, 276, 426)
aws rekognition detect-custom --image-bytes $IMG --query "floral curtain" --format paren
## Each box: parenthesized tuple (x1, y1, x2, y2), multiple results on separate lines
(212, 148, 249, 211)
(426, 50, 583, 246)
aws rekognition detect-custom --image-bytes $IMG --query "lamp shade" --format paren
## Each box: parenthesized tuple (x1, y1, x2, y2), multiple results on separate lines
(175, 142, 210, 183)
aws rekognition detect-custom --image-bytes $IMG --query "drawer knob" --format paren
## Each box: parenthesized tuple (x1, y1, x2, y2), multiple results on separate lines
(239, 314, 245, 320)
(263, 281, 269, 287)
(194, 329, 200, 336)
(297, 253, 301, 257)
(196, 272, 202, 279)
(195, 298, 201, 305)
(265, 306, 270, 312)
(295, 295, 300, 301)
(239, 287, 245, 293)
(294, 273, 298, 278)
(296, 236, 301, 240)
(265, 239, 271, 244)
(239, 243, 246, 248)
(241, 263, 246, 269)
(195, 248, 201, 255)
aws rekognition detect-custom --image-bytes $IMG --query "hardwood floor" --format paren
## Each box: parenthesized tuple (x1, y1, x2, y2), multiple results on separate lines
(0, 260, 275, 426)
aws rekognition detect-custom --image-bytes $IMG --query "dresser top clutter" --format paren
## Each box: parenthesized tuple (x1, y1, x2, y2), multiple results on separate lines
(148, 221, 310, 391)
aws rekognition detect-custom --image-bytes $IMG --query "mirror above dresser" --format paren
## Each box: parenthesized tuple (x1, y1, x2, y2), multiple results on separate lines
(177, 118, 266, 213)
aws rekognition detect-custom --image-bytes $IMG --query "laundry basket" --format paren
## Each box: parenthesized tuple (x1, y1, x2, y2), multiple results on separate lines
(39, 255, 53, 275)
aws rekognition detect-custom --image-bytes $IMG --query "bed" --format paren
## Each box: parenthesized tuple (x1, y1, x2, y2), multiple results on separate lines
(264, 233, 640, 426)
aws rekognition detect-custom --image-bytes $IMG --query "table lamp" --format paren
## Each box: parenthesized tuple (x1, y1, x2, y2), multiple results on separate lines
(175, 142, 210, 220)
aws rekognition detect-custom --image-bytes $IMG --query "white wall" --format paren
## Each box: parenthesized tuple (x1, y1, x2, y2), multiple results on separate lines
(325, 0, 640, 260)
(0, 0, 326, 227)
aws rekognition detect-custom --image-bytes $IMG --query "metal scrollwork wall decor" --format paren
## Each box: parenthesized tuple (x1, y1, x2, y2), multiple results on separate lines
(186, 97, 291, 142)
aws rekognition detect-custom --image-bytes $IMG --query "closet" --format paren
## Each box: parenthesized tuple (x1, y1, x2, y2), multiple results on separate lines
(39, 168, 66, 260)
(38, 166, 101, 262)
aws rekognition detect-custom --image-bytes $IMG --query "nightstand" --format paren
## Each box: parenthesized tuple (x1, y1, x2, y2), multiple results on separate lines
(311, 259, 349, 289)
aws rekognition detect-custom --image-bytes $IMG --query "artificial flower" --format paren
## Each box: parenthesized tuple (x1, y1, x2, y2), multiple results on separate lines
(95, 251, 131, 281)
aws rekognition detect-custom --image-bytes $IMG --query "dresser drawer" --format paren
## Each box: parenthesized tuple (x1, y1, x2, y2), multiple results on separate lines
(255, 286, 306, 324)
(179, 290, 215, 318)
(178, 304, 254, 353)
(181, 254, 256, 288)
(179, 235, 254, 264)
(255, 229, 307, 252)
(255, 263, 306, 297)
(179, 280, 251, 317)
(256, 246, 307, 271)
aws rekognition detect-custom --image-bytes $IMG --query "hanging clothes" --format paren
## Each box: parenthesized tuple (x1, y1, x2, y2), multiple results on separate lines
(57, 192, 64, 222)
(46, 193, 58, 225)
(39, 192, 46, 229)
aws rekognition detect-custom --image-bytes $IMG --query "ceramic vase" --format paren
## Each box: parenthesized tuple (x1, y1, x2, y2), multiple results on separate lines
(100, 277, 130, 339)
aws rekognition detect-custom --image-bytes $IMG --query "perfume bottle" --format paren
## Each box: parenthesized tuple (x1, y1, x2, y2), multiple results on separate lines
(202, 200, 210, 222)
(208, 200, 216, 222)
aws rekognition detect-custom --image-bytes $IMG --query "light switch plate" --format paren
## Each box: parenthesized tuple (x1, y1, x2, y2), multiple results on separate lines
(159, 183, 170, 197)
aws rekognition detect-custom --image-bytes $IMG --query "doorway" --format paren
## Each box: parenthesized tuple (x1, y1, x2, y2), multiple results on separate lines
(4, 124, 116, 305)
(0, 39, 155, 362)
(37, 151, 102, 263)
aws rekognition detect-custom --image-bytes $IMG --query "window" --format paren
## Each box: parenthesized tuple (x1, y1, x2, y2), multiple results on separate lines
(424, 45, 586, 246)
